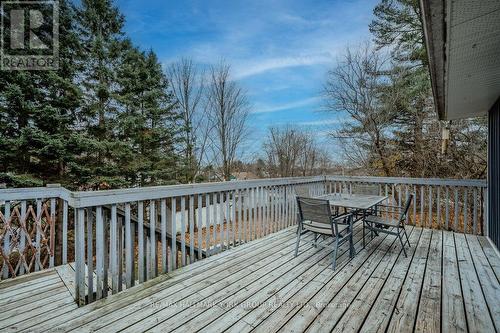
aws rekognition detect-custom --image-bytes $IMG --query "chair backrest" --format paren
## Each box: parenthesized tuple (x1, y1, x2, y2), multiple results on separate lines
(295, 186, 310, 198)
(296, 197, 332, 225)
(399, 194, 414, 223)
(354, 184, 379, 195)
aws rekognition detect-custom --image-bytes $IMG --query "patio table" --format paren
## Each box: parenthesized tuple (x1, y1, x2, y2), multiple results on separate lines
(315, 193, 389, 249)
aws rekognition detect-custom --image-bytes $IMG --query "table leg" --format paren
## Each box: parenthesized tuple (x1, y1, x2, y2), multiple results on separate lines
(362, 219, 365, 249)
(349, 215, 355, 257)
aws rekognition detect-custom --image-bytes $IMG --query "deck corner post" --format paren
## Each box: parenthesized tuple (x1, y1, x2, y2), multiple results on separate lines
(483, 187, 488, 237)
(75, 208, 86, 306)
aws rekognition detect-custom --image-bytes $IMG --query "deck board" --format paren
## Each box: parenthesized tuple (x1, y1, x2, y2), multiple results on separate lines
(25, 229, 292, 331)
(0, 267, 77, 332)
(441, 231, 467, 333)
(465, 234, 500, 331)
(359, 228, 428, 333)
(0, 225, 499, 333)
(190, 228, 368, 333)
(277, 231, 396, 332)
(90, 232, 313, 332)
(334, 228, 422, 333)
(455, 233, 496, 332)
(72, 233, 300, 331)
(303, 228, 413, 333)
(385, 228, 432, 333)
(414, 229, 442, 333)
(226, 228, 368, 333)
(478, 236, 500, 281)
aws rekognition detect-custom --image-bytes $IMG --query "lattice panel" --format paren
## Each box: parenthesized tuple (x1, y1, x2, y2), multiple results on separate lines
(0, 201, 55, 279)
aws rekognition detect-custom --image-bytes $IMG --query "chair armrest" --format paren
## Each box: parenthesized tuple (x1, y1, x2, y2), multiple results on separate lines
(332, 212, 353, 224)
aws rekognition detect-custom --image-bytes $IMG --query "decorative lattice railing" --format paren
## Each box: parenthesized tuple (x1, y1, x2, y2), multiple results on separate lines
(0, 186, 71, 280)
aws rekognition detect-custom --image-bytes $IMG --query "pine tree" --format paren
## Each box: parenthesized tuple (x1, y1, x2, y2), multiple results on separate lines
(116, 46, 181, 186)
(75, 0, 130, 188)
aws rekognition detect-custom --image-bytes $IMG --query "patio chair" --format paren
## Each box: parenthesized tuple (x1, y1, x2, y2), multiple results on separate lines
(363, 194, 412, 256)
(353, 184, 381, 216)
(295, 197, 354, 270)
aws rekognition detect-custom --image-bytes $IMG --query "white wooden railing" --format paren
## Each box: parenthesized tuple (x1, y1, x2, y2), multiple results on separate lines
(0, 176, 487, 306)
(325, 176, 487, 234)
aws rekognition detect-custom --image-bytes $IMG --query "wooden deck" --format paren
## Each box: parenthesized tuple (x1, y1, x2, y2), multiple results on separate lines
(0, 266, 78, 331)
(1, 223, 499, 333)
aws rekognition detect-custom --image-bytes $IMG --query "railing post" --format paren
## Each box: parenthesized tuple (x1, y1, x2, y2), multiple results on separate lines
(150, 200, 157, 277)
(170, 198, 177, 271)
(35, 200, 41, 271)
(197, 194, 203, 259)
(75, 208, 86, 306)
(188, 196, 194, 263)
(2, 201, 11, 279)
(19, 201, 27, 275)
(160, 199, 167, 273)
(96, 206, 104, 299)
(110, 204, 118, 293)
(124, 203, 133, 288)
(138, 201, 145, 283)
(62, 200, 68, 264)
(86, 208, 93, 303)
(205, 193, 211, 256)
(46, 184, 60, 267)
(484, 187, 488, 237)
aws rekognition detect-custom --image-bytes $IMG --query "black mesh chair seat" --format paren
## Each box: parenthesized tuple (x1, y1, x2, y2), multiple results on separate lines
(295, 197, 355, 270)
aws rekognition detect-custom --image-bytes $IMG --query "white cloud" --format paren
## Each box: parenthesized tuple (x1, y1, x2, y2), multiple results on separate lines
(253, 97, 320, 114)
(297, 118, 341, 126)
(233, 53, 333, 79)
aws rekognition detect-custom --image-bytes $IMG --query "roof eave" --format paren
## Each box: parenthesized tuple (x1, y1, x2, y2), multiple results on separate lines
(420, 0, 447, 120)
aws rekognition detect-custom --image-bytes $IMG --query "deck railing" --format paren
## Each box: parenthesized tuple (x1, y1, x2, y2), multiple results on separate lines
(0, 176, 487, 306)
(325, 176, 487, 234)
(0, 185, 72, 279)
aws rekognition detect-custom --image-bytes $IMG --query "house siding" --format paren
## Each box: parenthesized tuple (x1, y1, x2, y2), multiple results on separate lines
(489, 97, 500, 249)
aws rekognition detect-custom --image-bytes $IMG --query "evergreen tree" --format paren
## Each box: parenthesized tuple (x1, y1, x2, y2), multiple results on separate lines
(0, 0, 85, 187)
(370, 0, 434, 177)
(74, 0, 129, 188)
(1, 0, 182, 188)
(116, 46, 181, 186)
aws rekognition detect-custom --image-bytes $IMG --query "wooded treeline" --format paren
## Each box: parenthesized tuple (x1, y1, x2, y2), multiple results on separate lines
(324, 0, 487, 179)
(262, 126, 333, 178)
(0, 0, 249, 188)
(0, 0, 486, 188)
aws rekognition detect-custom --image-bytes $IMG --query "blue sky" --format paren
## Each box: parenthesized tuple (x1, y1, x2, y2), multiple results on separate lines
(115, 0, 379, 160)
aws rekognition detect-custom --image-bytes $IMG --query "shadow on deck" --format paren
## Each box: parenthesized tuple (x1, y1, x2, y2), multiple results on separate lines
(1, 223, 499, 332)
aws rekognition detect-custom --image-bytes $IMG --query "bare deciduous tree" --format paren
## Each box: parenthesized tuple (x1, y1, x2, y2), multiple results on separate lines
(206, 62, 249, 180)
(167, 58, 211, 183)
(263, 126, 330, 177)
(297, 132, 320, 176)
(324, 44, 395, 176)
(264, 126, 302, 177)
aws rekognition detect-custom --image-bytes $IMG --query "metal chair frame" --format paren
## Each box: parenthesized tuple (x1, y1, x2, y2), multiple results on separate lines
(363, 194, 412, 256)
(295, 197, 354, 270)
